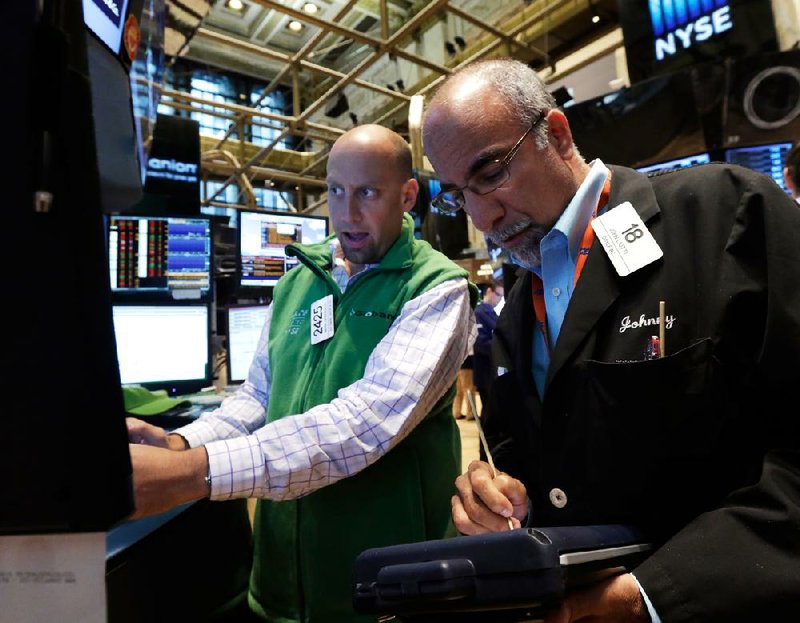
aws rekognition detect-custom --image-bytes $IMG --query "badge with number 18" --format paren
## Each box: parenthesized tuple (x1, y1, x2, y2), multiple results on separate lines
(592, 201, 663, 277)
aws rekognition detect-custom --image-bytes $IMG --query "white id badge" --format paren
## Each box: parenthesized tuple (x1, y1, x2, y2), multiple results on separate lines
(592, 202, 663, 276)
(310, 294, 335, 345)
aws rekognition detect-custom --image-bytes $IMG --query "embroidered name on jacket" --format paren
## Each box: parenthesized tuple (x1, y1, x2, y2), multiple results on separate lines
(619, 313, 675, 333)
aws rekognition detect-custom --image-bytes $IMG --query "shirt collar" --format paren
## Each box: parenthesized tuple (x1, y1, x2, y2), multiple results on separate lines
(549, 158, 609, 261)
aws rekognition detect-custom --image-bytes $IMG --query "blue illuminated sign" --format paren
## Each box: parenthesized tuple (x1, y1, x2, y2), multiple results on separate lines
(648, 0, 733, 60)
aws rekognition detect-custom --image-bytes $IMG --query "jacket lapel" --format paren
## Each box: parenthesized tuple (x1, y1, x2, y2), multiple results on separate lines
(545, 166, 662, 391)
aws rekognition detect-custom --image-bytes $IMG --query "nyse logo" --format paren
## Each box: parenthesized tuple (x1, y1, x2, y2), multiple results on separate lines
(648, 0, 733, 61)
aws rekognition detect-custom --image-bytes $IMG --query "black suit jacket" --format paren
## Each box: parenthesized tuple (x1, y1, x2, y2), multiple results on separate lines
(484, 163, 800, 621)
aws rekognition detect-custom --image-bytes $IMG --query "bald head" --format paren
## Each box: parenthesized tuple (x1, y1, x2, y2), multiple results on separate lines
(330, 124, 413, 181)
(325, 123, 419, 268)
(424, 58, 556, 151)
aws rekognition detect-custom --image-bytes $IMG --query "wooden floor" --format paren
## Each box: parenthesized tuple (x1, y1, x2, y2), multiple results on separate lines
(457, 416, 480, 469)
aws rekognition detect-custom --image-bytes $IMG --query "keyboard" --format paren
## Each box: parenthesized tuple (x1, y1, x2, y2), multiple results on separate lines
(132, 402, 219, 430)
(186, 392, 226, 406)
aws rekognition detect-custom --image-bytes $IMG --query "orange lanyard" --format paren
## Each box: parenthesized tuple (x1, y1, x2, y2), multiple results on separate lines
(531, 175, 611, 351)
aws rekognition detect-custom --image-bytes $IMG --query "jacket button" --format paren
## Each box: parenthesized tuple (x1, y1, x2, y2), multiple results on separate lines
(549, 488, 567, 508)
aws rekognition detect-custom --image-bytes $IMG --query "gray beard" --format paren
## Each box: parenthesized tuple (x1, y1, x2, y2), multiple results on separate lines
(508, 244, 542, 271)
(488, 219, 548, 271)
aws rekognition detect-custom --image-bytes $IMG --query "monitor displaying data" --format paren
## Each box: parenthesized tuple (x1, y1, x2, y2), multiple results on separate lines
(637, 152, 711, 173)
(112, 304, 211, 396)
(226, 304, 270, 384)
(108, 214, 212, 301)
(724, 142, 793, 194)
(238, 209, 329, 289)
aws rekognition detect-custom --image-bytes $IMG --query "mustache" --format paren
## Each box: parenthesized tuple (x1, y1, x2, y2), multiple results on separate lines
(487, 218, 535, 244)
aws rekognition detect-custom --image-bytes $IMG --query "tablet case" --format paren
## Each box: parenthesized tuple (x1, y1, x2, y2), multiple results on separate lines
(352, 524, 651, 622)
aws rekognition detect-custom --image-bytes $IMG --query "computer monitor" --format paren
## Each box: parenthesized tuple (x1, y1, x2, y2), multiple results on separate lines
(636, 152, 712, 173)
(417, 171, 470, 259)
(83, 0, 131, 57)
(565, 70, 708, 169)
(226, 304, 270, 384)
(724, 142, 793, 195)
(108, 214, 213, 301)
(238, 209, 329, 290)
(112, 303, 211, 396)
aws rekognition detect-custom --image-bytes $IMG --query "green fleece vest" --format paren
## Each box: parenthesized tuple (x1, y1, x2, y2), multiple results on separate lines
(248, 214, 477, 622)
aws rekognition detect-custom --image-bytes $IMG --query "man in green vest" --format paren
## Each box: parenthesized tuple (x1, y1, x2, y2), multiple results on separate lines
(126, 124, 478, 622)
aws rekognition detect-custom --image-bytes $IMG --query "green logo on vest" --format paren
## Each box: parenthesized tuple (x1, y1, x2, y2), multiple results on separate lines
(287, 308, 309, 336)
(349, 308, 398, 321)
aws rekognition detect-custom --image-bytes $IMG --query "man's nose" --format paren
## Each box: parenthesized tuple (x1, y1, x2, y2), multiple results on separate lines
(346, 196, 362, 222)
(463, 191, 504, 233)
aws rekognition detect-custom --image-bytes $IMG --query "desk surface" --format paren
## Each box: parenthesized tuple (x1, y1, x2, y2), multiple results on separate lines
(106, 502, 193, 560)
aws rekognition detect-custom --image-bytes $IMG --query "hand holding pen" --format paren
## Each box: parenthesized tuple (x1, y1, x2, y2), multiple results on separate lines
(451, 391, 528, 535)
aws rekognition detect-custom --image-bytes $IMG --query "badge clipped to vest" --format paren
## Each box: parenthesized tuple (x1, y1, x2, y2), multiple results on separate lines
(310, 294, 335, 345)
(591, 202, 663, 277)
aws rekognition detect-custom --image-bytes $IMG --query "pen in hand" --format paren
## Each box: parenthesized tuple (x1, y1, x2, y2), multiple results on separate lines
(466, 389, 515, 530)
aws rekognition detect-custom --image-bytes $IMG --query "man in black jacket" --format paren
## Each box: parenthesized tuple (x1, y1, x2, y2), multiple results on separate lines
(422, 58, 800, 622)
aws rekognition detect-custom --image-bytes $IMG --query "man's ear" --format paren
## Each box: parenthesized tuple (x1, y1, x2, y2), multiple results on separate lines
(401, 177, 419, 213)
(546, 109, 577, 160)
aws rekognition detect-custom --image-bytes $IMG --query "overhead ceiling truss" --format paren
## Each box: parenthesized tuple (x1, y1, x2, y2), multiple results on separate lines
(153, 0, 620, 211)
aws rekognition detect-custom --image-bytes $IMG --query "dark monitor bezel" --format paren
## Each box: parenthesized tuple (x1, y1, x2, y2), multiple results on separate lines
(112, 301, 213, 397)
(636, 151, 712, 173)
(107, 212, 214, 303)
(724, 141, 793, 194)
(225, 303, 270, 385)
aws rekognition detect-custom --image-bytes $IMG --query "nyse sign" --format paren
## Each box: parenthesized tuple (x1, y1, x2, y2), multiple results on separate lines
(650, 2, 733, 61)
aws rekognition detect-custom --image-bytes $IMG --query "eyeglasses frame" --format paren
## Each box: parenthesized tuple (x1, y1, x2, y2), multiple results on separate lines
(431, 111, 547, 214)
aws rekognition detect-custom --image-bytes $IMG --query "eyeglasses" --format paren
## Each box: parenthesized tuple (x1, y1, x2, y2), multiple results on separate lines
(431, 111, 546, 215)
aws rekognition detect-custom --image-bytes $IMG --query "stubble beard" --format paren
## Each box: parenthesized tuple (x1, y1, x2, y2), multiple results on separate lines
(340, 240, 378, 266)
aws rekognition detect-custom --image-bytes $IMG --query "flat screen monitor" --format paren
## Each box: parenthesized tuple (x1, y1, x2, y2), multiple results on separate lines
(83, 0, 130, 56)
(112, 304, 211, 396)
(85, 8, 144, 215)
(108, 214, 213, 301)
(724, 142, 793, 195)
(238, 209, 329, 290)
(417, 171, 469, 259)
(226, 304, 270, 384)
(565, 70, 708, 169)
(637, 152, 712, 173)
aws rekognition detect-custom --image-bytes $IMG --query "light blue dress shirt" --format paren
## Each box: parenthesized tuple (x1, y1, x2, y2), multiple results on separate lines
(530, 159, 609, 397)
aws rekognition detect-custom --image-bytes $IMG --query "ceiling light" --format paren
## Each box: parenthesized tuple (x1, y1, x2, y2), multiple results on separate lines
(592, 14, 600, 23)
(226, 0, 244, 11)
(302, 2, 319, 14)
(288, 20, 303, 32)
